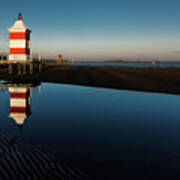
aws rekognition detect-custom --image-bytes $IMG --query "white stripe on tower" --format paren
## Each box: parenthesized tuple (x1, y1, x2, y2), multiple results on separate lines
(9, 40, 26, 48)
(10, 99, 26, 107)
(9, 55, 30, 61)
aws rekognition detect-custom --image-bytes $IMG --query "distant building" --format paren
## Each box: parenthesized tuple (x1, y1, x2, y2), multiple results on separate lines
(58, 54, 63, 62)
(8, 13, 31, 61)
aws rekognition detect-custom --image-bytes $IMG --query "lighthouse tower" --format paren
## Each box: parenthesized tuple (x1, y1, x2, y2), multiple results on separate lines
(8, 13, 31, 61)
(8, 87, 31, 127)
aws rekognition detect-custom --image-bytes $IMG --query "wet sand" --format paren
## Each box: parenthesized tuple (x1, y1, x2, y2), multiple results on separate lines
(0, 65, 180, 95)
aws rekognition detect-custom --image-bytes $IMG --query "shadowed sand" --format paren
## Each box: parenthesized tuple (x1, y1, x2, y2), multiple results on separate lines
(0, 135, 87, 180)
(0, 65, 180, 95)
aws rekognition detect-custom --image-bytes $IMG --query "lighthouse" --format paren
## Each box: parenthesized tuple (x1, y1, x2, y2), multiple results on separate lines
(8, 86, 31, 127)
(8, 13, 31, 61)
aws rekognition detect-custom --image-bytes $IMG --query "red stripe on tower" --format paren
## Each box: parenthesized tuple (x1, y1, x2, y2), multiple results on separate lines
(11, 93, 26, 98)
(10, 107, 26, 113)
(10, 48, 30, 55)
(9, 32, 30, 40)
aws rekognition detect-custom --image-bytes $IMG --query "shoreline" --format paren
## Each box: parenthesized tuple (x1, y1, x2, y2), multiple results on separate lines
(0, 65, 180, 95)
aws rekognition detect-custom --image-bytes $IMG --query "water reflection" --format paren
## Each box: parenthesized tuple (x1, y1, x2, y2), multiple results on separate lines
(0, 83, 88, 179)
(1, 82, 180, 179)
(0, 82, 41, 128)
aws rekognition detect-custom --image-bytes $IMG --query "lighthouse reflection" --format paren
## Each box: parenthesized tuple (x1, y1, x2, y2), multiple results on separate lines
(0, 82, 41, 128)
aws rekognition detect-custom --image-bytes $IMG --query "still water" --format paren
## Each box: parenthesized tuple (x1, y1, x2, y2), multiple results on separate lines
(75, 62, 180, 68)
(0, 82, 180, 179)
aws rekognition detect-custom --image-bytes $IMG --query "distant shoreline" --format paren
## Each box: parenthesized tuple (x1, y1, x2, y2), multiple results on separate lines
(75, 60, 180, 63)
(1, 65, 180, 95)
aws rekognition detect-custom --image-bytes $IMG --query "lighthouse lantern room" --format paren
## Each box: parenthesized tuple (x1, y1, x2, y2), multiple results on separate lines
(8, 13, 31, 61)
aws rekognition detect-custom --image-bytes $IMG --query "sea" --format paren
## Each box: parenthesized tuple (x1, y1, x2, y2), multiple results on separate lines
(75, 61, 180, 68)
(0, 82, 180, 179)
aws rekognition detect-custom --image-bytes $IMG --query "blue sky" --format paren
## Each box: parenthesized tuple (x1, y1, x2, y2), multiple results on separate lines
(0, 0, 180, 61)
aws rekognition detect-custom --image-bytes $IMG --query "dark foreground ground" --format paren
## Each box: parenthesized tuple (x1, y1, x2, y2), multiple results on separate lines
(0, 65, 180, 95)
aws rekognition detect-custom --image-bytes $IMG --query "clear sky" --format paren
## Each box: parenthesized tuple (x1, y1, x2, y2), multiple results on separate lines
(0, 0, 180, 61)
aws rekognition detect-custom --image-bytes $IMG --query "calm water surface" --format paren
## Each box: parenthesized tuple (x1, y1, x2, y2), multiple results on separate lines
(1, 82, 180, 179)
(75, 62, 180, 68)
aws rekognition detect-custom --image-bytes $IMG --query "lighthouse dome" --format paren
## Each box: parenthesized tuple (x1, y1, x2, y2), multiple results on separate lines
(8, 13, 30, 32)
(8, 20, 27, 32)
(9, 113, 27, 126)
(10, 21, 27, 31)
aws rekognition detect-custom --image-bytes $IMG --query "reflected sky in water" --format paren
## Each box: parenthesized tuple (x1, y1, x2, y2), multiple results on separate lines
(1, 82, 180, 179)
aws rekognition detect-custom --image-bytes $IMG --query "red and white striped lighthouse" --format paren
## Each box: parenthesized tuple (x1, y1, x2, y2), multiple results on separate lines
(9, 87, 31, 127)
(8, 13, 31, 61)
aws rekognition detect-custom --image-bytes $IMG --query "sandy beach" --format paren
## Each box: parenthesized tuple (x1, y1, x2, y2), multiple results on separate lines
(0, 65, 180, 95)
